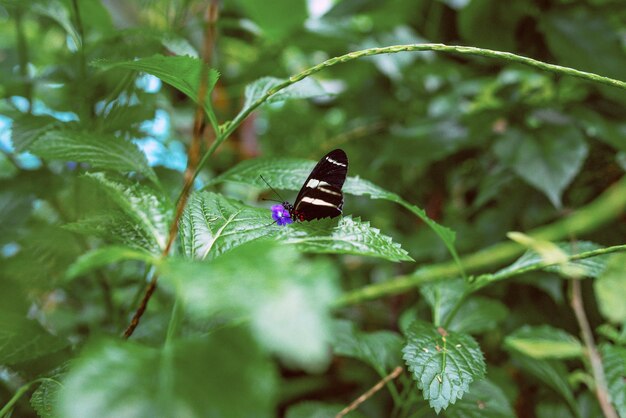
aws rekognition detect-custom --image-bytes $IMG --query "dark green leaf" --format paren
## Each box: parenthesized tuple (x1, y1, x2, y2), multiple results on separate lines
(58, 332, 277, 418)
(445, 379, 515, 418)
(402, 320, 486, 413)
(30, 364, 68, 418)
(447, 297, 509, 335)
(420, 278, 468, 326)
(505, 325, 583, 359)
(601, 344, 626, 418)
(10, 113, 62, 152)
(286, 401, 367, 418)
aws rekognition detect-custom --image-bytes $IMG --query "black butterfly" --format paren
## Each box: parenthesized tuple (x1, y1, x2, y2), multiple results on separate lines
(266, 149, 348, 225)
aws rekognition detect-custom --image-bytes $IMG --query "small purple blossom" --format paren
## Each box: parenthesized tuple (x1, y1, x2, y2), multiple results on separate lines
(271, 204, 293, 226)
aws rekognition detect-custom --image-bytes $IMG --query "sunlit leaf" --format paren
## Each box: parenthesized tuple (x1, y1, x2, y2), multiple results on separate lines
(505, 325, 583, 359)
(65, 245, 157, 282)
(595, 253, 626, 323)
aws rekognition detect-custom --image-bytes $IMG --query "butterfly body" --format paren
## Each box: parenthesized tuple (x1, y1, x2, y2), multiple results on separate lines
(270, 149, 348, 225)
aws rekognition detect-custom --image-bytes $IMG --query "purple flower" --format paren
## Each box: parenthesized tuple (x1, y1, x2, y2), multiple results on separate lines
(271, 204, 293, 226)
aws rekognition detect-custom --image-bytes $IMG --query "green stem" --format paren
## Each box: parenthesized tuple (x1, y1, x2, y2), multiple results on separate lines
(0, 378, 58, 418)
(335, 175, 626, 306)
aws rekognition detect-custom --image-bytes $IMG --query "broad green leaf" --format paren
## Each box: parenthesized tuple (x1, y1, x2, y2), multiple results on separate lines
(209, 157, 459, 265)
(29, 130, 157, 183)
(594, 253, 626, 323)
(280, 216, 413, 262)
(494, 126, 588, 208)
(65, 245, 157, 282)
(83, 173, 172, 253)
(447, 297, 509, 335)
(9, 113, 62, 152)
(536, 402, 576, 418)
(30, 364, 68, 418)
(505, 325, 583, 359)
(601, 344, 626, 417)
(180, 192, 412, 262)
(508, 352, 577, 413)
(402, 320, 486, 413)
(0, 311, 68, 365)
(58, 332, 277, 418)
(160, 240, 340, 371)
(93, 55, 219, 121)
(31, 0, 81, 48)
(286, 401, 367, 418)
(237, 0, 307, 40)
(445, 379, 515, 418)
(236, 76, 328, 121)
(420, 278, 468, 326)
(331, 319, 403, 373)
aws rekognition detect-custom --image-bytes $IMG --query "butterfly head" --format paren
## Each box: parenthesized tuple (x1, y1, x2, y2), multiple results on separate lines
(271, 203, 293, 226)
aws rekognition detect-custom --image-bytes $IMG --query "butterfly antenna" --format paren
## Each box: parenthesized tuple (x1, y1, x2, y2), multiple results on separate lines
(259, 175, 286, 202)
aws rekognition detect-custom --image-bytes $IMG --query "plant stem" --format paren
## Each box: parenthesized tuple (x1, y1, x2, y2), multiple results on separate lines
(0, 378, 57, 418)
(569, 279, 618, 418)
(335, 366, 403, 418)
(335, 175, 626, 306)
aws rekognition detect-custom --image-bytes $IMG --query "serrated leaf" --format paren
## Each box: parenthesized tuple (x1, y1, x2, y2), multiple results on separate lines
(505, 325, 583, 359)
(83, 173, 172, 253)
(601, 344, 626, 418)
(93, 55, 219, 121)
(445, 379, 515, 418)
(447, 297, 509, 335)
(10, 113, 63, 152)
(58, 331, 276, 418)
(286, 401, 367, 418)
(29, 130, 157, 183)
(0, 311, 68, 365)
(280, 216, 413, 262)
(181, 192, 412, 262)
(30, 364, 68, 418)
(65, 245, 157, 282)
(494, 126, 588, 208)
(160, 240, 340, 371)
(237, 76, 328, 120)
(331, 319, 403, 373)
(209, 157, 459, 264)
(595, 254, 626, 323)
(402, 321, 486, 413)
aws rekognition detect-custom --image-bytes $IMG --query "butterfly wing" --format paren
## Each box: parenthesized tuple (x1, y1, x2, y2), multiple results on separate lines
(294, 149, 348, 221)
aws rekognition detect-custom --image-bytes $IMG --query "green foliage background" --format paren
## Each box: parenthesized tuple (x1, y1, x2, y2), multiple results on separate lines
(1, 0, 626, 417)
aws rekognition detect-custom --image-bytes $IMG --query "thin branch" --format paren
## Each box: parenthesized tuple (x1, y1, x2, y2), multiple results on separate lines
(335, 366, 403, 418)
(570, 279, 618, 418)
(123, 2, 217, 339)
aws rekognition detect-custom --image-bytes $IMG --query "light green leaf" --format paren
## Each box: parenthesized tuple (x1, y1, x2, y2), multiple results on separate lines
(237, 0, 307, 40)
(402, 320, 486, 413)
(31, 0, 81, 48)
(180, 192, 412, 262)
(601, 344, 626, 418)
(83, 173, 172, 253)
(9, 113, 63, 152)
(160, 240, 340, 371)
(209, 157, 459, 265)
(286, 401, 367, 418)
(30, 365, 68, 418)
(93, 55, 219, 122)
(447, 297, 509, 335)
(65, 245, 157, 282)
(29, 130, 157, 183)
(331, 320, 403, 373)
(505, 325, 583, 359)
(595, 253, 626, 323)
(494, 126, 588, 208)
(445, 378, 516, 418)
(0, 312, 68, 365)
(58, 332, 277, 418)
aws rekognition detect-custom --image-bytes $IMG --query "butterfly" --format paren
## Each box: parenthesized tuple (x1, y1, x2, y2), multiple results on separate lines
(264, 149, 348, 226)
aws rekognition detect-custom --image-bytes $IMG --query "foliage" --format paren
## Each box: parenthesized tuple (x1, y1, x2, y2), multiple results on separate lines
(1, 0, 625, 417)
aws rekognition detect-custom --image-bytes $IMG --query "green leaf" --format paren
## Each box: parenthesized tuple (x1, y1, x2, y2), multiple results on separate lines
(447, 297, 509, 335)
(505, 325, 583, 360)
(331, 319, 403, 373)
(402, 320, 486, 413)
(30, 365, 68, 418)
(58, 332, 277, 418)
(93, 55, 219, 122)
(31, 0, 81, 48)
(29, 130, 157, 183)
(237, 0, 307, 40)
(594, 253, 626, 323)
(286, 401, 367, 418)
(209, 157, 459, 266)
(494, 126, 588, 208)
(65, 245, 157, 282)
(9, 113, 62, 153)
(83, 173, 172, 253)
(601, 344, 626, 418)
(160, 240, 340, 371)
(420, 278, 468, 326)
(445, 378, 516, 418)
(0, 311, 68, 365)
(180, 192, 412, 262)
